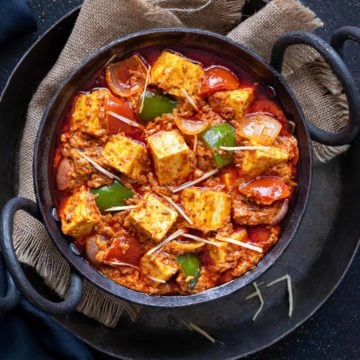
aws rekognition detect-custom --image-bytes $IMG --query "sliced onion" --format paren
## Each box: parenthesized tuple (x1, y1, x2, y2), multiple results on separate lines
(238, 113, 282, 146)
(56, 157, 73, 191)
(271, 199, 289, 225)
(85, 236, 100, 264)
(174, 117, 209, 135)
(85, 235, 107, 265)
(106, 54, 148, 97)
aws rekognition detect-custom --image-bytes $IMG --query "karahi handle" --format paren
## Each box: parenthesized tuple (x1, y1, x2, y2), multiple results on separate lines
(0, 197, 83, 315)
(270, 30, 360, 146)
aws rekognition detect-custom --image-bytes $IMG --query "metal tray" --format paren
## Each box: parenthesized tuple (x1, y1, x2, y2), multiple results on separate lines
(0, 8, 359, 359)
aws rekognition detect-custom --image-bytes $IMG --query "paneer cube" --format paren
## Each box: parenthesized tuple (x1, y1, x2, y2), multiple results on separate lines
(60, 188, 100, 237)
(148, 130, 191, 185)
(70, 89, 110, 136)
(103, 134, 148, 181)
(209, 231, 247, 272)
(150, 50, 205, 97)
(128, 193, 178, 242)
(209, 89, 254, 121)
(140, 252, 179, 282)
(181, 187, 231, 232)
(240, 147, 289, 178)
(209, 241, 230, 264)
(208, 242, 238, 273)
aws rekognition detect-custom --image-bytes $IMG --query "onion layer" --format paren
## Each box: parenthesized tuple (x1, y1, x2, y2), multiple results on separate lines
(106, 54, 148, 97)
(271, 199, 289, 225)
(56, 157, 73, 191)
(174, 116, 209, 135)
(238, 113, 282, 145)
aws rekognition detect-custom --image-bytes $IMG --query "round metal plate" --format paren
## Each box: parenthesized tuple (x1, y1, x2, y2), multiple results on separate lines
(0, 7, 359, 360)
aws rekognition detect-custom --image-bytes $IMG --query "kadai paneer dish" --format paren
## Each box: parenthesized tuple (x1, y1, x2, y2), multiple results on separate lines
(54, 48, 299, 295)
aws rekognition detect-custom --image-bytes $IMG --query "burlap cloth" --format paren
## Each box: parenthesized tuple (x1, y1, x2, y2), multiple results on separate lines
(13, 0, 350, 327)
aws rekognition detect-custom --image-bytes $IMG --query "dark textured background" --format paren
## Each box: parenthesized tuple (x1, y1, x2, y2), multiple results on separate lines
(0, 0, 359, 359)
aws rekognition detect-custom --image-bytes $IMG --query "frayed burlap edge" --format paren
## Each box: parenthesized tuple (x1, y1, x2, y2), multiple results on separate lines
(307, 60, 350, 163)
(147, 0, 245, 34)
(228, 0, 323, 77)
(288, 58, 350, 163)
(14, 215, 70, 296)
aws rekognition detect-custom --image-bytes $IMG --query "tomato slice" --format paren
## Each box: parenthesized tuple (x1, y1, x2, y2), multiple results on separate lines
(107, 94, 137, 134)
(248, 226, 271, 243)
(200, 66, 239, 97)
(104, 236, 143, 265)
(239, 176, 290, 205)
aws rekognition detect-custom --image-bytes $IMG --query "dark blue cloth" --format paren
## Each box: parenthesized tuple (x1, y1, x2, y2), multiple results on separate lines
(0, 2, 82, 356)
(0, 0, 37, 43)
(0, 3, 92, 358)
(0, 262, 93, 360)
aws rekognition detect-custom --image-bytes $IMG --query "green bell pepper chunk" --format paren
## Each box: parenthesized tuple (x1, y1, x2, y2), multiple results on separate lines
(91, 181, 133, 211)
(139, 91, 177, 122)
(177, 253, 201, 289)
(200, 123, 236, 167)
